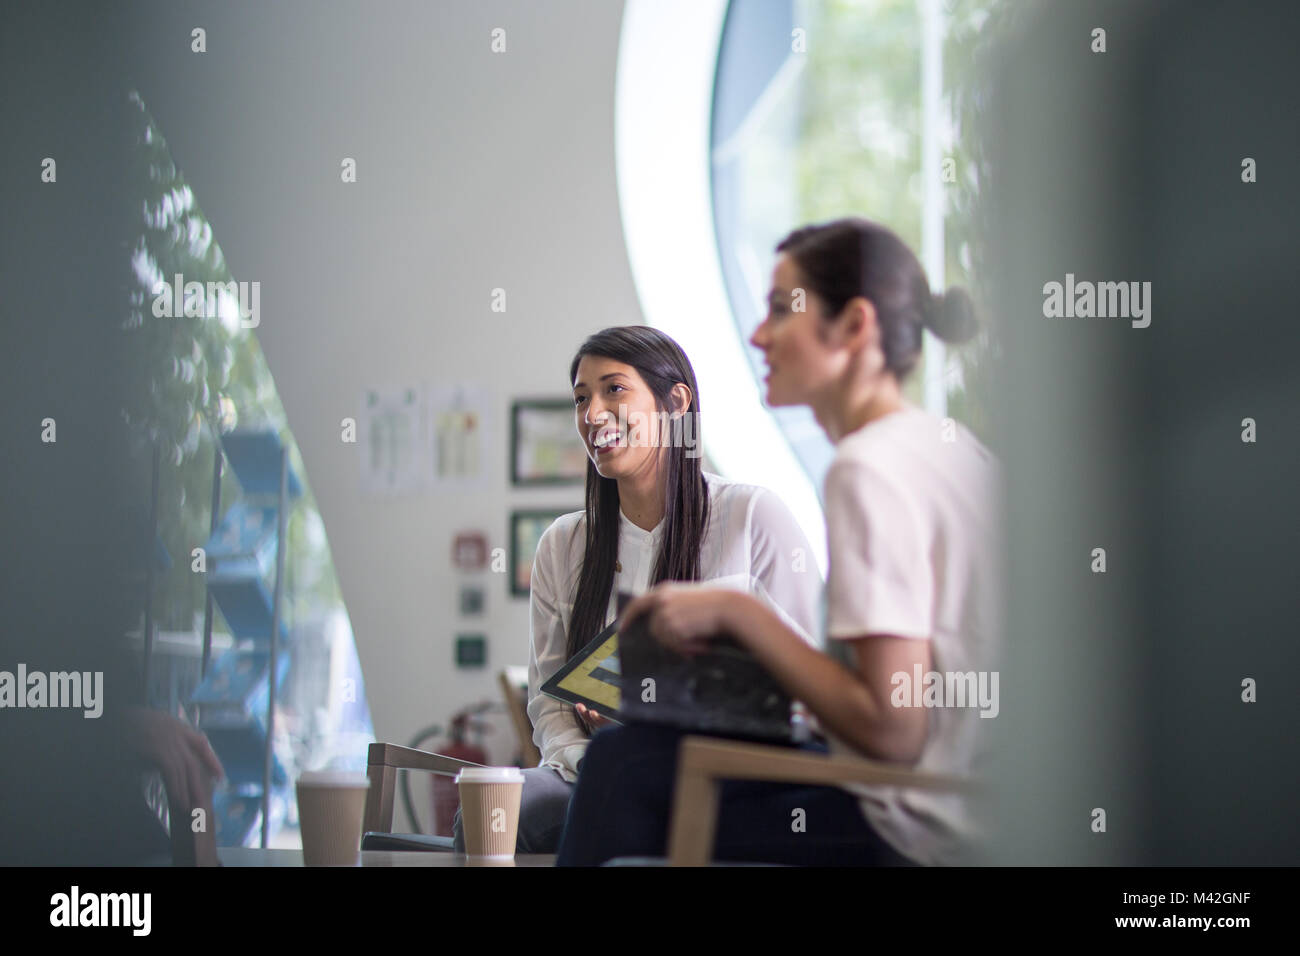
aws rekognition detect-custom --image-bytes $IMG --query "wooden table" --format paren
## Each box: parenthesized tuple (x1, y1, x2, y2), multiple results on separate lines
(218, 848, 556, 867)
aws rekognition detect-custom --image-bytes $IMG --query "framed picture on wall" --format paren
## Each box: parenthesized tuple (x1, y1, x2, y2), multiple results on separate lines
(510, 508, 571, 597)
(510, 399, 587, 485)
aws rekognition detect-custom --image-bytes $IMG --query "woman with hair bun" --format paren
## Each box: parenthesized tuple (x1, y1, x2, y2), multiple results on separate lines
(557, 218, 1001, 866)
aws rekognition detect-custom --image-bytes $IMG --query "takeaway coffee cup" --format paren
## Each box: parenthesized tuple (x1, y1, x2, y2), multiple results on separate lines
(296, 771, 371, 866)
(455, 766, 525, 858)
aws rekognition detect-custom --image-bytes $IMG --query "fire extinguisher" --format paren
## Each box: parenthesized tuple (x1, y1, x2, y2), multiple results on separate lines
(429, 708, 489, 837)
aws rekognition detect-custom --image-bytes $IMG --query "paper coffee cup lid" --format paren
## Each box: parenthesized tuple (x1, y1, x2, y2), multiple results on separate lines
(297, 770, 370, 788)
(455, 766, 525, 784)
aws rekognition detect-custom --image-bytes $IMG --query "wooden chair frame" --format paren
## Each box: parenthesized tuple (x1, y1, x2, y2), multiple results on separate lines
(361, 742, 486, 836)
(363, 667, 540, 838)
(665, 735, 978, 866)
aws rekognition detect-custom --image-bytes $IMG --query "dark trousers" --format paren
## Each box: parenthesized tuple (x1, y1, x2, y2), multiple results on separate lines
(555, 722, 919, 866)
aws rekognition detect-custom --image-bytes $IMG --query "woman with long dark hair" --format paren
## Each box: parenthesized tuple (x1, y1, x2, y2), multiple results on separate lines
(453, 326, 821, 853)
(556, 218, 1001, 866)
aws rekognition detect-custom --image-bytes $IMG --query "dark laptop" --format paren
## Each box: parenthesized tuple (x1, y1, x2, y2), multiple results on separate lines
(617, 604, 806, 745)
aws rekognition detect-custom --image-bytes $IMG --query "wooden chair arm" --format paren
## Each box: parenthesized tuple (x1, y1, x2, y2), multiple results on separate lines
(666, 735, 975, 866)
(367, 742, 487, 775)
(362, 742, 487, 834)
(498, 671, 543, 768)
(163, 777, 220, 867)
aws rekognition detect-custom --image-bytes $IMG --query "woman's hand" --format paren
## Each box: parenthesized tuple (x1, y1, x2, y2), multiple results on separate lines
(575, 702, 616, 733)
(125, 706, 225, 810)
(124, 706, 225, 866)
(619, 583, 736, 657)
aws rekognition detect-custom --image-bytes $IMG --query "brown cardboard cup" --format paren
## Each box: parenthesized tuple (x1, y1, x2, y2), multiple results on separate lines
(456, 766, 525, 858)
(296, 771, 371, 866)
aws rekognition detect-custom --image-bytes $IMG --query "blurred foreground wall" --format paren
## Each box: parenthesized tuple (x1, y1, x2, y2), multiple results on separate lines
(985, 0, 1300, 864)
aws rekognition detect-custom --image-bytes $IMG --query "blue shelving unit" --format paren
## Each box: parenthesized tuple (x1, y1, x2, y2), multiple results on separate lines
(204, 502, 291, 641)
(191, 427, 302, 847)
(190, 645, 291, 788)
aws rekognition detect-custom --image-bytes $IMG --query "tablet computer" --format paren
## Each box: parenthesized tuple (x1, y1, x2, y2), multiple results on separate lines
(538, 618, 624, 720)
(539, 593, 633, 720)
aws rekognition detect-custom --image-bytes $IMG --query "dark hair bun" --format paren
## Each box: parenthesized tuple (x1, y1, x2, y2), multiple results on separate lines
(924, 286, 979, 344)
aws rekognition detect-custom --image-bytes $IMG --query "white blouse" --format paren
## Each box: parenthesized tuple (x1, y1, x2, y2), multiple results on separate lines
(822, 405, 1002, 865)
(526, 472, 822, 782)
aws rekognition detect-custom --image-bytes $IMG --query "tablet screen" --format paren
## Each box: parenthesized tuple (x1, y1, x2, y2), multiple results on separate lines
(539, 619, 623, 719)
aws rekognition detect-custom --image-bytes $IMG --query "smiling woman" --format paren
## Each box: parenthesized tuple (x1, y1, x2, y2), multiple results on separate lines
(564, 327, 712, 663)
(452, 325, 825, 856)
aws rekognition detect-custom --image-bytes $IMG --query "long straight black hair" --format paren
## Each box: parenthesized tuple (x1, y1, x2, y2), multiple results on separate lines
(565, 326, 710, 663)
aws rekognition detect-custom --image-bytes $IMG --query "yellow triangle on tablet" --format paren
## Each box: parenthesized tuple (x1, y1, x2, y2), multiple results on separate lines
(554, 633, 621, 712)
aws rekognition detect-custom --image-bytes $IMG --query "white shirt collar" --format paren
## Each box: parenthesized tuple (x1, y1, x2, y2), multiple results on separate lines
(618, 507, 664, 545)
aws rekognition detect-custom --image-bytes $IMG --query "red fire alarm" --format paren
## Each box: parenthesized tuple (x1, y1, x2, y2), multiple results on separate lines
(452, 531, 488, 570)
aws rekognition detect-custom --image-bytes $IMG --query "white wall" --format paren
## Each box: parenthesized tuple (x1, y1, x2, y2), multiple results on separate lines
(126, 0, 641, 824)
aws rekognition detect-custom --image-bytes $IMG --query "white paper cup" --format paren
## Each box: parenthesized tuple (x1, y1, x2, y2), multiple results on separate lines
(455, 767, 525, 858)
(296, 771, 371, 866)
